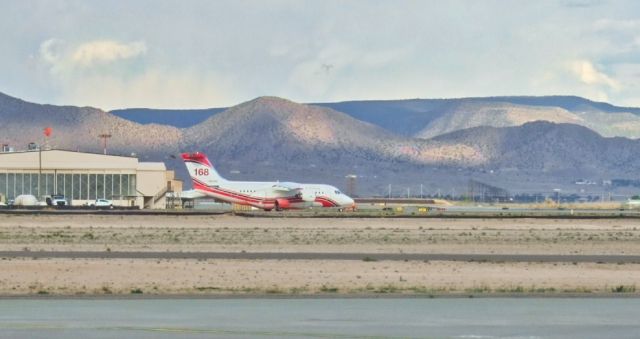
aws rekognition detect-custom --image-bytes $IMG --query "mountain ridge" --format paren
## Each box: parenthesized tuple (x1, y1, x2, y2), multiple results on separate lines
(0, 91, 182, 157)
(3, 91, 640, 195)
(109, 95, 640, 139)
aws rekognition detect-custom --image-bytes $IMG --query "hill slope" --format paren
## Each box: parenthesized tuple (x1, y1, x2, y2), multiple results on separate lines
(3, 92, 640, 195)
(318, 96, 640, 139)
(432, 121, 640, 175)
(182, 97, 432, 174)
(0, 92, 181, 157)
(109, 96, 640, 139)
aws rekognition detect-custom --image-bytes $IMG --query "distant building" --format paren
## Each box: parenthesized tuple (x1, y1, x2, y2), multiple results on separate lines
(573, 179, 597, 185)
(0, 149, 180, 209)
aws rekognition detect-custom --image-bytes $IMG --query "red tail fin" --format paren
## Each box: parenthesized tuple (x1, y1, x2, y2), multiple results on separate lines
(181, 152, 213, 168)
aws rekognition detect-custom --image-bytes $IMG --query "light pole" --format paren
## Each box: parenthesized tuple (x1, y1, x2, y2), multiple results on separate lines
(38, 143, 41, 198)
(40, 127, 52, 198)
(99, 133, 112, 155)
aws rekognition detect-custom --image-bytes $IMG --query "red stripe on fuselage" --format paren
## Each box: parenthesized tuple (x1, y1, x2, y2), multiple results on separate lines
(314, 196, 339, 207)
(192, 178, 338, 208)
(193, 181, 263, 204)
(192, 178, 309, 208)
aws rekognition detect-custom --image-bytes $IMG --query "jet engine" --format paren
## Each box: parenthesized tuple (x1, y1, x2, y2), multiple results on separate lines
(275, 198, 291, 210)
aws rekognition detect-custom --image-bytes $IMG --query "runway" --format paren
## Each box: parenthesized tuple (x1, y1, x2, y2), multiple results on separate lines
(2, 251, 640, 263)
(3, 207, 640, 219)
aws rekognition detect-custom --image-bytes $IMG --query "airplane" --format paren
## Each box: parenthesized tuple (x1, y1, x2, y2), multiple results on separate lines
(181, 152, 355, 211)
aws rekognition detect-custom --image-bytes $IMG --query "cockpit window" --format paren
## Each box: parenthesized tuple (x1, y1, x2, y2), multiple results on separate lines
(335, 190, 341, 194)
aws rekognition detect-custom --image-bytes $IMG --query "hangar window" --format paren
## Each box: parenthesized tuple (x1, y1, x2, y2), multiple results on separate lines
(7, 173, 15, 199)
(16, 173, 23, 195)
(105, 175, 113, 199)
(97, 174, 105, 199)
(0, 171, 135, 202)
(24, 173, 35, 197)
(129, 175, 136, 196)
(64, 174, 72, 200)
(113, 174, 121, 197)
(72, 174, 80, 200)
(80, 174, 88, 200)
(89, 174, 97, 200)
(45, 174, 54, 197)
(54, 174, 61, 195)
(121, 175, 129, 197)
(0, 173, 5, 199)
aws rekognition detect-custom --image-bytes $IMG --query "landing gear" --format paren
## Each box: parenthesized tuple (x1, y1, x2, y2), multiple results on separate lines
(275, 201, 282, 212)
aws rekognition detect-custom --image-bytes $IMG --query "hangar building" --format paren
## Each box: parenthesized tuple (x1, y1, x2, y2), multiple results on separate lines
(0, 149, 181, 209)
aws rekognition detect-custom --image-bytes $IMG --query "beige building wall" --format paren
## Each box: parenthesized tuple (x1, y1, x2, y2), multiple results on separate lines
(136, 163, 169, 209)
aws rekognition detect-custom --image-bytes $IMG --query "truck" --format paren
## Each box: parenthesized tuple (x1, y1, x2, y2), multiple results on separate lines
(45, 195, 68, 206)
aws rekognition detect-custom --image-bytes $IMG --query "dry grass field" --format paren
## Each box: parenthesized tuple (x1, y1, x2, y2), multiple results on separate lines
(0, 214, 639, 296)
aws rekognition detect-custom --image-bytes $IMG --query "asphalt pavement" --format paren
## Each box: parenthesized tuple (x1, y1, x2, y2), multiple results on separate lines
(1, 251, 639, 263)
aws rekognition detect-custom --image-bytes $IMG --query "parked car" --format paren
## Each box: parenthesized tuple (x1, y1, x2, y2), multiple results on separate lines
(45, 195, 68, 206)
(91, 199, 113, 208)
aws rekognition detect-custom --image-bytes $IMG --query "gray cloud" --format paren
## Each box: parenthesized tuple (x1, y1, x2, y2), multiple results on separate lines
(561, 0, 604, 8)
(0, 0, 639, 109)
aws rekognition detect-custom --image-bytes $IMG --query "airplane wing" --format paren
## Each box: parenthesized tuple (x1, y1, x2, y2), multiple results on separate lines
(272, 182, 303, 192)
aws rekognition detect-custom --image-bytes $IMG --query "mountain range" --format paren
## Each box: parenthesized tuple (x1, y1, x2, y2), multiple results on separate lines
(2, 91, 640, 196)
(114, 95, 640, 139)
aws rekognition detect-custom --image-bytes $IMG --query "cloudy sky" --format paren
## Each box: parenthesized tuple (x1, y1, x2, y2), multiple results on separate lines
(1, 0, 639, 110)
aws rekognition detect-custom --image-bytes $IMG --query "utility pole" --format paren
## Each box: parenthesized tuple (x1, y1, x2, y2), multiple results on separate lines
(420, 184, 423, 199)
(99, 133, 112, 155)
(407, 187, 410, 199)
(388, 184, 391, 199)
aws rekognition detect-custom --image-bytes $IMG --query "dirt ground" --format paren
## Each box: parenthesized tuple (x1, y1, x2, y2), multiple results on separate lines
(0, 214, 639, 296)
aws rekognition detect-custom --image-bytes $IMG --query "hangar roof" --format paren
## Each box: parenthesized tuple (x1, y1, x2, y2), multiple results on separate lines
(0, 149, 165, 171)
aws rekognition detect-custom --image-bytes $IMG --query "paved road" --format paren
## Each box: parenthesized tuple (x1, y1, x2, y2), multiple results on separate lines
(3, 207, 640, 219)
(1, 251, 639, 263)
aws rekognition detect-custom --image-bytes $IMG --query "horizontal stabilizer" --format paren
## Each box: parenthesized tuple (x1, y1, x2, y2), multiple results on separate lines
(180, 189, 206, 199)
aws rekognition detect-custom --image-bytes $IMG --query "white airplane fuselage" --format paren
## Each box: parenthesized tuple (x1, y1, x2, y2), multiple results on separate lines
(182, 152, 355, 211)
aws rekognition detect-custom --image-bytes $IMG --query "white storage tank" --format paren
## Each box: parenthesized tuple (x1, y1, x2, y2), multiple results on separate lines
(14, 194, 38, 206)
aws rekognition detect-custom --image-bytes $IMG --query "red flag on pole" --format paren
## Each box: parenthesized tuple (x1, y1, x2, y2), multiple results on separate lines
(44, 127, 52, 137)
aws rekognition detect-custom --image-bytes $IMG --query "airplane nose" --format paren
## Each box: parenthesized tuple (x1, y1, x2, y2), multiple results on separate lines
(344, 197, 356, 210)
